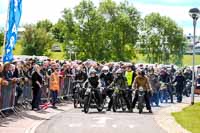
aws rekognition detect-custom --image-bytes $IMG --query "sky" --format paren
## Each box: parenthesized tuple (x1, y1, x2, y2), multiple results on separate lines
(0, 0, 200, 35)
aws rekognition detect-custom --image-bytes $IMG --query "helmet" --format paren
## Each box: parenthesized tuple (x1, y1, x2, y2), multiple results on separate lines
(137, 68, 142, 73)
(76, 67, 81, 71)
(116, 68, 123, 74)
(89, 68, 97, 75)
(102, 66, 109, 71)
(137, 68, 145, 76)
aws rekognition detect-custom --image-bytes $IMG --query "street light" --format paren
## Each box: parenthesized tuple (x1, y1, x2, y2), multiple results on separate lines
(66, 43, 78, 61)
(160, 36, 168, 64)
(189, 8, 200, 105)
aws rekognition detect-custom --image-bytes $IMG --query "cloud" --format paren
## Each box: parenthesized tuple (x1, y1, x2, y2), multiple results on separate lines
(134, 0, 200, 6)
(20, 0, 82, 24)
(133, 2, 200, 35)
(0, 0, 199, 35)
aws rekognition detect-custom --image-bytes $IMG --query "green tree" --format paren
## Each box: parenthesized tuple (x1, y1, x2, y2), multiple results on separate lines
(99, 0, 140, 61)
(21, 24, 54, 56)
(0, 31, 4, 46)
(52, 0, 141, 61)
(140, 13, 186, 65)
(51, 19, 66, 43)
(36, 19, 53, 32)
(74, 0, 106, 60)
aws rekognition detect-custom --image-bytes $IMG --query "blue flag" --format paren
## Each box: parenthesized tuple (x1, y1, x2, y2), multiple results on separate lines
(3, 0, 22, 63)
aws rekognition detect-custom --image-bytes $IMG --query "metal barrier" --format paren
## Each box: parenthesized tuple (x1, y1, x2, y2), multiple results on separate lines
(58, 77, 73, 99)
(16, 80, 33, 110)
(0, 81, 17, 117)
(0, 76, 75, 117)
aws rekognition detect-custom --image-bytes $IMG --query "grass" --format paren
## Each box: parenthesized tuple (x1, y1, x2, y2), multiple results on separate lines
(48, 50, 65, 60)
(183, 55, 200, 66)
(1, 42, 200, 65)
(172, 103, 200, 133)
(134, 54, 200, 66)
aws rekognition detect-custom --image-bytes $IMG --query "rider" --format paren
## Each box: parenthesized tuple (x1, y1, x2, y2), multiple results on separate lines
(172, 70, 185, 103)
(184, 68, 192, 81)
(109, 68, 132, 112)
(159, 68, 173, 103)
(75, 66, 87, 82)
(83, 68, 103, 109)
(125, 64, 136, 89)
(100, 66, 114, 111)
(125, 64, 137, 106)
(195, 74, 200, 94)
(148, 69, 160, 106)
(132, 69, 153, 113)
(73, 66, 88, 98)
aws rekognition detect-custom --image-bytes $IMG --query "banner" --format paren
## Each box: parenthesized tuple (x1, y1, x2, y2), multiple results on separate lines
(3, 0, 22, 63)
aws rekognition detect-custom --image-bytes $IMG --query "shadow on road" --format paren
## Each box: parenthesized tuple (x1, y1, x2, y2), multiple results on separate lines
(88, 111, 107, 115)
(0, 110, 48, 127)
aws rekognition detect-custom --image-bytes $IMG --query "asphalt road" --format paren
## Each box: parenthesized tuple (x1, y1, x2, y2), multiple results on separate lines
(35, 106, 167, 133)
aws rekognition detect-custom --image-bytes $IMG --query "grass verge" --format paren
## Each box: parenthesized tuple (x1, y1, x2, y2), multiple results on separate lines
(172, 102, 200, 133)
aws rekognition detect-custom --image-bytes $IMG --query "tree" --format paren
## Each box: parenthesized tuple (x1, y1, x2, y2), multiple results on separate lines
(0, 31, 4, 46)
(36, 19, 53, 32)
(74, 0, 106, 60)
(99, 0, 140, 61)
(21, 24, 54, 56)
(51, 0, 141, 61)
(140, 13, 186, 65)
(51, 19, 66, 43)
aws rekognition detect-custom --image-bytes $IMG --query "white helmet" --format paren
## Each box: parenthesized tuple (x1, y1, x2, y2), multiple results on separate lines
(116, 68, 123, 74)
(102, 66, 109, 71)
(89, 68, 97, 75)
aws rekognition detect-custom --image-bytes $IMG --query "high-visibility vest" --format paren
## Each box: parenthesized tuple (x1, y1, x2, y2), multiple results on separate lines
(125, 71, 133, 86)
(50, 73, 60, 91)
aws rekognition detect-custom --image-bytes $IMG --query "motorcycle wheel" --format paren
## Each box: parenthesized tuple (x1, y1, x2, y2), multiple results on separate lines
(122, 107, 126, 112)
(79, 91, 85, 108)
(139, 108, 143, 114)
(112, 96, 117, 112)
(186, 88, 190, 97)
(97, 107, 103, 112)
(80, 100, 84, 108)
(84, 95, 90, 113)
(138, 99, 143, 114)
(73, 93, 79, 108)
(121, 98, 127, 112)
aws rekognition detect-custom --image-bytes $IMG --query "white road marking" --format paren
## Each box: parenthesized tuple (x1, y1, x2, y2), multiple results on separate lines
(93, 117, 113, 124)
(112, 124, 117, 128)
(91, 124, 105, 128)
(69, 123, 82, 127)
(129, 125, 135, 128)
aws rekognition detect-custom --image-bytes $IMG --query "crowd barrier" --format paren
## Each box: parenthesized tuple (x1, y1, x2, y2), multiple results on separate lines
(0, 76, 74, 117)
(0, 81, 17, 117)
(58, 77, 73, 99)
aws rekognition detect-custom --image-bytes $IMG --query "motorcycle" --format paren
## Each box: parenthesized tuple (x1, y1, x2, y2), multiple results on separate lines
(73, 80, 85, 108)
(83, 84, 104, 113)
(112, 86, 128, 112)
(183, 79, 192, 97)
(160, 82, 169, 103)
(137, 87, 145, 114)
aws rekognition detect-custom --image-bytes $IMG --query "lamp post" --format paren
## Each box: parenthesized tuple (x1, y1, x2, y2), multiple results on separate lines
(66, 43, 78, 61)
(189, 8, 200, 105)
(160, 36, 168, 64)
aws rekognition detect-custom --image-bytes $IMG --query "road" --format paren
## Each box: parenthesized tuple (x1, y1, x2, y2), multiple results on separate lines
(35, 106, 167, 133)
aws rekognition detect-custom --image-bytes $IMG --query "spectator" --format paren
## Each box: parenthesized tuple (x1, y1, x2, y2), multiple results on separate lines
(31, 64, 43, 111)
(49, 64, 60, 108)
(173, 71, 185, 103)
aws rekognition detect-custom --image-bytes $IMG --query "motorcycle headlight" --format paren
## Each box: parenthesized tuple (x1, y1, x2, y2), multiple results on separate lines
(139, 87, 144, 91)
(86, 88, 91, 93)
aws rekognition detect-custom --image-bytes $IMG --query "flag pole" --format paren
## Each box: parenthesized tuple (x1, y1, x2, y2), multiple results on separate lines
(2, 0, 11, 63)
